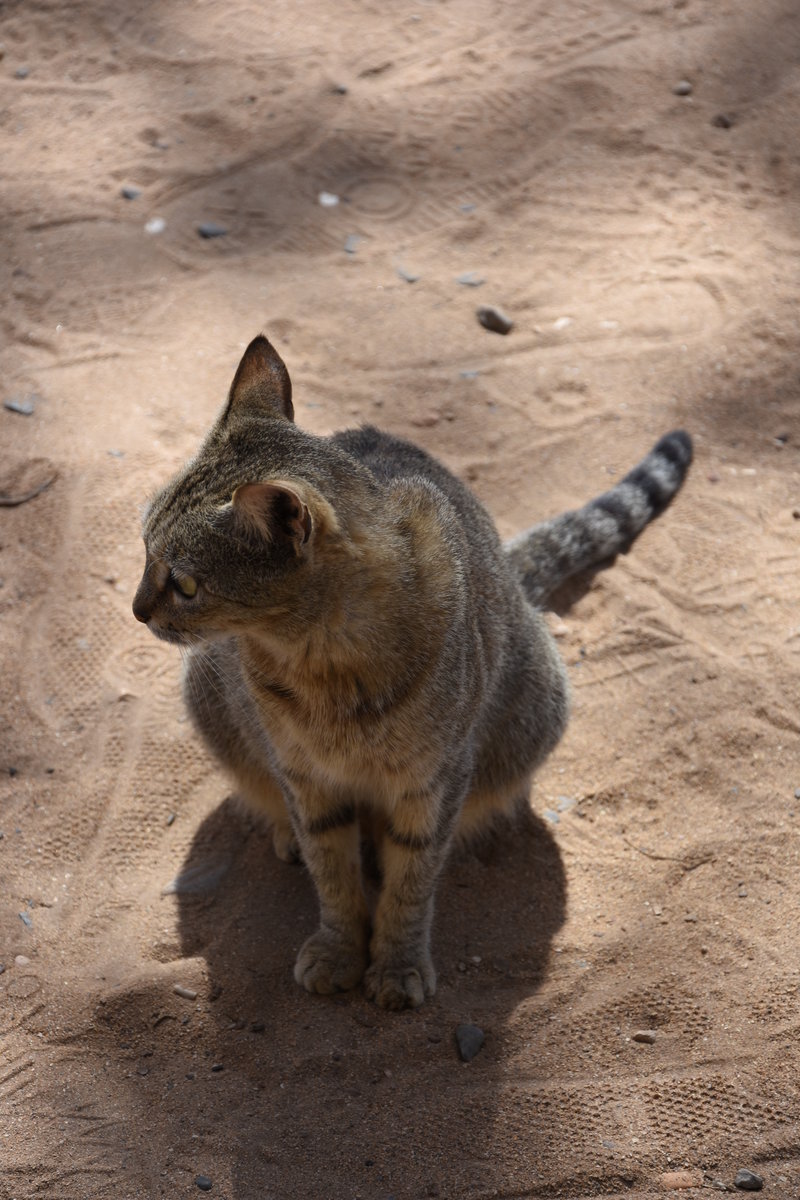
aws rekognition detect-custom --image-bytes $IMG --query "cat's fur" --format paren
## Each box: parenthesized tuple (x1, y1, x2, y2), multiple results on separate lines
(133, 335, 692, 1009)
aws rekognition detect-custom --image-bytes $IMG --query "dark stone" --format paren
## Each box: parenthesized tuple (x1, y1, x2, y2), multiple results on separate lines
(455, 1023, 485, 1062)
(4, 396, 36, 416)
(476, 306, 513, 335)
(734, 1169, 763, 1191)
(195, 1177, 213, 1192)
(121, 185, 142, 200)
(210, 1062, 224, 1072)
(712, 113, 734, 128)
(197, 222, 229, 239)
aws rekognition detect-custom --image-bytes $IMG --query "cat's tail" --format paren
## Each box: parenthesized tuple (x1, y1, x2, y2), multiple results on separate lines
(505, 430, 693, 608)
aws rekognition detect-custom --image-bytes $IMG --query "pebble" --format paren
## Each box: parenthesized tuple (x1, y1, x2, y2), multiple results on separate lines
(553, 316, 573, 330)
(0, 964, 4, 974)
(456, 272, 485, 287)
(251, 1021, 265, 1033)
(673, 80, 693, 95)
(15, 955, 30, 967)
(659, 1169, 703, 1189)
(343, 233, 362, 254)
(4, 395, 37, 416)
(166, 812, 176, 826)
(734, 1169, 763, 1191)
(121, 185, 142, 200)
(173, 984, 197, 1001)
(197, 222, 228, 239)
(211, 1062, 224, 1072)
(632, 1029, 656, 1044)
(318, 191, 339, 207)
(476, 306, 513, 335)
(145, 217, 166, 235)
(684, 913, 698, 923)
(794, 788, 800, 799)
(18, 912, 32, 928)
(455, 1023, 485, 1062)
(712, 113, 734, 128)
(543, 809, 560, 824)
(737, 884, 748, 898)
(15, 66, 30, 79)
(195, 1177, 213, 1192)
(396, 265, 420, 283)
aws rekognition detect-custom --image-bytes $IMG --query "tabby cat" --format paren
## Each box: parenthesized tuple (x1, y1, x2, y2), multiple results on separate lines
(133, 335, 692, 1010)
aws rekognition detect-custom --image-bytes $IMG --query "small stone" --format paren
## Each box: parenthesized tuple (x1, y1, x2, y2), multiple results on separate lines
(684, 913, 698, 923)
(166, 812, 176, 826)
(455, 1023, 485, 1062)
(712, 113, 734, 128)
(15, 66, 30, 79)
(121, 185, 142, 200)
(145, 217, 166, 235)
(173, 984, 197, 1001)
(792, 509, 800, 520)
(333, 83, 348, 95)
(197, 222, 228, 239)
(396, 265, 420, 283)
(737, 884, 748, 898)
(476, 306, 513, 335)
(660, 1169, 703, 1189)
(673, 80, 693, 95)
(318, 191, 339, 207)
(250, 1021, 265, 1033)
(553, 316, 573, 330)
(343, 234, 362, 254)
(543, 809, 560, 824)
(734, 1169, 763, 1191)
(0, 964, 5, 974)
(19, 912, 32, 928)
(15, 955, 30, 967)
(195, 1177, 213, 1192)
(4, 395, 36, 416)
(211, 1062, 224, 1072)
(794, 787, 800, 799)
(632, 1029, 656, 1044)
(456, 271, 485, 287)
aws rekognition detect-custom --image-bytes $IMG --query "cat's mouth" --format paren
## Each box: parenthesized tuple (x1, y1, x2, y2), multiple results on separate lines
(146, 622, 200, 647)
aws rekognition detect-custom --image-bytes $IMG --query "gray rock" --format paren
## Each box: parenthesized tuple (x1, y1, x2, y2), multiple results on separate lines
(4, 395, 37, 416)
(195, 1177, 213, 1192)
(455, 1023, 485, 1061)
(121, 185, 142, 200)
(396, 265, 420, 283)
(15, 66, 30, 79)
(477, 306, 513, 335)
(673, 80, 693, 95)
(197, 222, 229, 239)
(632, 1029, 656, 1044)
(734, 1169, 763, 1191)
(457, 271, 485, 287)
(712, 113, 734, 129)
(343, 234, 362, 254)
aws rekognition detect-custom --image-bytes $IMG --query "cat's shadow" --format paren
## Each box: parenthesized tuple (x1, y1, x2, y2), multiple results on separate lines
(173, 796, 567, 1197)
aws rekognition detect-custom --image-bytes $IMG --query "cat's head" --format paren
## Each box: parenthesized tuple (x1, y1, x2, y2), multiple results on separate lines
(132, 335, 341, 648)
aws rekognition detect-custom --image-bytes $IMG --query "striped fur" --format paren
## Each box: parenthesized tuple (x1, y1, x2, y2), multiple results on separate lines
(505, 431, 693, 607)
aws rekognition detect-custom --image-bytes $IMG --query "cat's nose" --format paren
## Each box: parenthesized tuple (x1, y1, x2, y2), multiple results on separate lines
(132, 584, 153, 624)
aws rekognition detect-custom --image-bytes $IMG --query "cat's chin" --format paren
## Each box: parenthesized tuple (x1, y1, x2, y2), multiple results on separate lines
(147, 623, 202, 647)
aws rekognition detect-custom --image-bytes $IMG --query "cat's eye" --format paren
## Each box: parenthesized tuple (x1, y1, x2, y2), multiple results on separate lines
(172, 572, 198, 598)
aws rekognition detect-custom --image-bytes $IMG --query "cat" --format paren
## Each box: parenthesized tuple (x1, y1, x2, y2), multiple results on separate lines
(133, 334, 692, 1010)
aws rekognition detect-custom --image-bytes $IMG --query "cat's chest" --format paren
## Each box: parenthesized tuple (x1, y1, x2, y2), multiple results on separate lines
(247, 662, 446, 793)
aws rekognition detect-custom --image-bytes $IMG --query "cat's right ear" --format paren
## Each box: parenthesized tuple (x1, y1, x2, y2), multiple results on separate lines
(223, 334, 294, 423)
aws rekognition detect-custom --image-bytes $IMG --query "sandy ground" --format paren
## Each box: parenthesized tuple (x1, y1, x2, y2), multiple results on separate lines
(2, 1, 800, 1196)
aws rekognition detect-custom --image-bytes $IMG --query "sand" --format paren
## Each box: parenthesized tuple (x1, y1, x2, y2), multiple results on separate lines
(2, 0, 800, 1196)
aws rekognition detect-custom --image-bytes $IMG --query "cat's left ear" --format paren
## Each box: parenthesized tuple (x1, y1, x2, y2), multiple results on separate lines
(224, 335, 294, 423)
(231, 481, 311, 550)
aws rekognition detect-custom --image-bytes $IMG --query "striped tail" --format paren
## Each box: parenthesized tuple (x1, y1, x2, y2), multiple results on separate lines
(505, 430, 693, 607)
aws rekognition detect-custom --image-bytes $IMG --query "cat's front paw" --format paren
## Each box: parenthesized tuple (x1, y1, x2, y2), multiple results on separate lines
(294, 928, 368, 995)
(364, 953, 436, 1010)
(271, 822, 301, 864)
